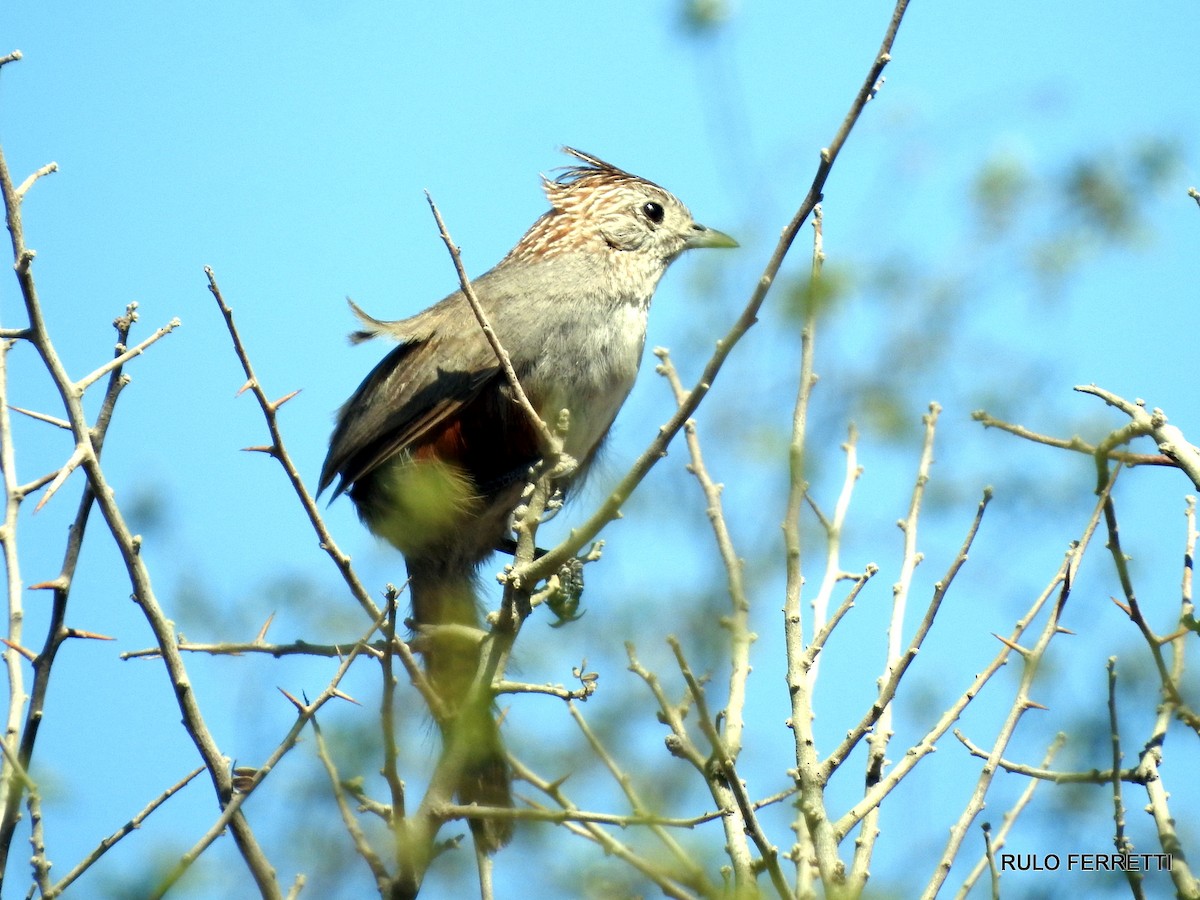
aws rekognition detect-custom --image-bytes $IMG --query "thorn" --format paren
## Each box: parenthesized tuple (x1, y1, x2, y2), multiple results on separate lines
(993, 633, 1029, 657)
(241, 445, 278, 456)
(331, 688, 360, 706)
(0, 638, 35, 661)
(1111, 596, 1132, 616)
(1157, 627, 1190, 645)
(277, 687, 306, 712)
(8, 405, 69, 429)
(270, 389, 301, 411)
(64, 628, 116, 641)
(236, 378, 256, 397)
(255, 612, 275, 643)
(1054, 626, 1076, 636)
(28, 578, 66, 592)
(1024, 700, 1049, 712)
(35, 446, 87, 512)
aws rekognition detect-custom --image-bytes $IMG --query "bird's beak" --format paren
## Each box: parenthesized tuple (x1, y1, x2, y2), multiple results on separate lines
(687, 223, 739, 250)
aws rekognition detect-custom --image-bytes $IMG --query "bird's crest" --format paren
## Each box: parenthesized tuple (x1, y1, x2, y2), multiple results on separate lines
(540, 147, 664, 211)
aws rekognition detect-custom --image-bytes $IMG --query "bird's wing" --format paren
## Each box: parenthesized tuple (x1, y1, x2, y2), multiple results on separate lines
(318, 297, 502, 498)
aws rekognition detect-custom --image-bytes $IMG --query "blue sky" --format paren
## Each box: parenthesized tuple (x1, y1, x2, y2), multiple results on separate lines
(2, 2, 1198, 897)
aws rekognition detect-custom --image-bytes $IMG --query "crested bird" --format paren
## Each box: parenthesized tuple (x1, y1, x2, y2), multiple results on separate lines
(319, 147, 736, 850)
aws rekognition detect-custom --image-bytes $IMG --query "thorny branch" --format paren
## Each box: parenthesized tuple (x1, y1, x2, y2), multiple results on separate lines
(0, 76, 276, 896)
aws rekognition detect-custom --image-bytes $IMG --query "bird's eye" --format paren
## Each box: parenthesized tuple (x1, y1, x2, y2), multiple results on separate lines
(642, 201, 665, 225)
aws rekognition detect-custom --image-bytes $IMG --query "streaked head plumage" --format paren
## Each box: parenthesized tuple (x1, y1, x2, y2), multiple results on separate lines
(505, 147, 736, 266)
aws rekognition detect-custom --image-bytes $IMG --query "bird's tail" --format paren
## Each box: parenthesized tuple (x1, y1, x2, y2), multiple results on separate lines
(408, 560, 513, 852)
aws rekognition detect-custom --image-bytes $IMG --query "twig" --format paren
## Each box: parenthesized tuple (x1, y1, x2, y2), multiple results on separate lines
(1105, 658, 1145, 899)
(955, 734, 1066, 898)
(204, 271, 381, 612)
(14, 162, 56, 200)
(954, 731, 1138, 784)
(1102, 472, 1200, 731)
(0, 338, 26, 823)
(74, 318, 180, 391)
(920, 470, 1117, 900)
(667, 637, 791, 900)
(1135, 725, 1199, 897)
(1076, 385, 1200, 490)
(806, 423, 866, 685)
(437, 801, 722, 830)
(830, 488, 1051, 841)
(205, 270, 451, 727)
(973, 410, 1175, 468)
(783, 205, 826, 894)
(311, 717, 392, 893)
(120, 636, 390, 660)
(511, 756, 702, 900)
(0, 307, 135, 867)
(567, 700, 714, 892)
(0, 120, 278, 888)
(826, 487, 990, 782)
(423, 194, 562, 464)
(377, 587, 406, 832)
(851, 406, 941, 893)
(802, 565, 877, 671)
(150, 609, 385, 899)
(493, 677, 597, 701)
(656, 349, 752, 758)
(7, 405, 69, 429)
(45, 767, 205, 898)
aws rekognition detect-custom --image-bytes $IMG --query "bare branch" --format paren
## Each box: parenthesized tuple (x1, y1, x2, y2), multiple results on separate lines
(15, 162, 58, 201)
(74, 317, 180, 391)
(972, 409, 1174, 467)
(424, 193, 562, 465)
(511, 756, 702, 900)
(667, 637, 790, 900)
(0, 307, 137, 871)
(656, 348, 752, 758)
(826, 487, 991, 781)
(150, 609, 384, 899)
(920, 471, 1117, 900)
(954, 730, 1138, 784)
(832, 487, 1068, 841)
(955, 734, 1066, 898)
(1105, 659, 1145, 899)
(566, 700, 714, 892)
(1076, 385, 1200, 490)
(204, 270, 385, 618)
(32, 444, 86, 512)
(121, 635, 391, 661)
(311, 718, 392, 893)
(45, 768, 205, 898)
(806, 423, 866, 685)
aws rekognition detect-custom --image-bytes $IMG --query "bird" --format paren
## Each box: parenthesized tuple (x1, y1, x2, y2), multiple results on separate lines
(319, 147, 736, 851)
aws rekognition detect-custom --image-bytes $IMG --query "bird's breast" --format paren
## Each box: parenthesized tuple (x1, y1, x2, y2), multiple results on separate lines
(522, 299, 649, 464)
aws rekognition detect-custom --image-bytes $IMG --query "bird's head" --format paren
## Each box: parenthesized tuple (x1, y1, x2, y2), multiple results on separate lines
(506, 148, 737, 271)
